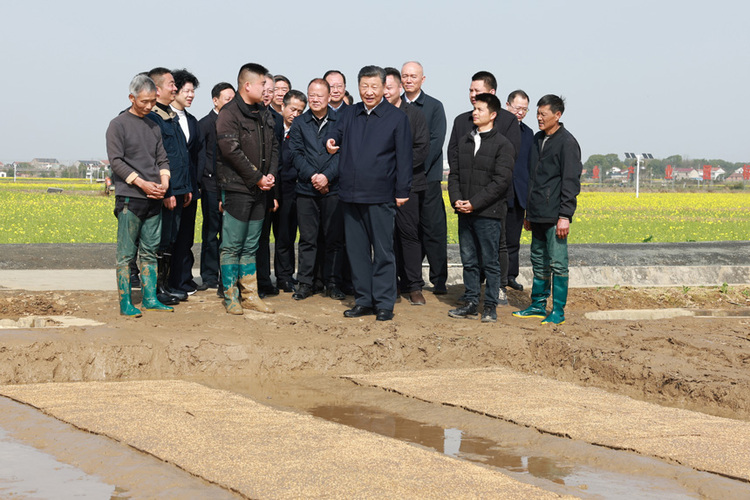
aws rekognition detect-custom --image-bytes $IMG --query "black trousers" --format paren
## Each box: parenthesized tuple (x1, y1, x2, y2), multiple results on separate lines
(505, 199, 525, 280)
(395, 192, 425, 292)
(171, 197, 197, 291)
(274, 190, 297, 283)
(297, 194, 344, 286)
(256, 202, 276, 290)
(343, 201, 397, 311)
(419, 181, 448, 288)
(200, 191, 222, 286)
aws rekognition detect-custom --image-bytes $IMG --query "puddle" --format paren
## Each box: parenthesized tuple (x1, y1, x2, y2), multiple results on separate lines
(198, 375, 750, 499)
(0, 315, 104, 329)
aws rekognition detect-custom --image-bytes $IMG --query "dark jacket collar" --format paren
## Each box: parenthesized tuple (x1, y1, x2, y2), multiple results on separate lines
(355, 98, 390, 117)
(234, 95, 264, 120)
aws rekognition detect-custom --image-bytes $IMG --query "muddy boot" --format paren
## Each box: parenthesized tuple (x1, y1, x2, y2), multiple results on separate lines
(221, 264, 243, 315)
(542, 275, 568, 325)
(116, 267, 142, 317)
(512, 276, 550, 319)
(140, 263, 173, 312)
(162, 252, 188, 301)
(239, 263, 274, 314)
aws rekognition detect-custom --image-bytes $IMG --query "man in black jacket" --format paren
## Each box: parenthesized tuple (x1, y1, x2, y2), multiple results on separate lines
(513, 95, 582, 325)
(384, 67, 430, 306)
(447, 94, 514, 323)
(216, 63, 278, 315)
(197, 82, 235, 290)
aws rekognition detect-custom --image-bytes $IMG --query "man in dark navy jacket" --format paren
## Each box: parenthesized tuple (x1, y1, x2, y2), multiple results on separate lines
(326, 65, 413, 321)
(504, 90, 534, 291)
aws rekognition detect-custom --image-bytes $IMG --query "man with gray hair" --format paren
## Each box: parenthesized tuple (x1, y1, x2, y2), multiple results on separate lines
(106, 74, 173, 316)
(326, 65, 413, 321)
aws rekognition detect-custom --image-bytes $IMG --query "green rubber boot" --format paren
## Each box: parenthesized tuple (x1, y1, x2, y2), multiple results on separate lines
(542, 275, 568, 325)
(512, 276, 550, 319)
(117, 267, 142, 317)
(221, 264, 243, 315)
(239, 262, 274, 314)
(141, 263, 174, 312)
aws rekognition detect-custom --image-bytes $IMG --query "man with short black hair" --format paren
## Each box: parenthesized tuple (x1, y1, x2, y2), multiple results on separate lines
(197, 82, 235, 290)
(383, 67, 430, 306)
(146, 67, 191, 305)
(504, 89, 534, 292)
(400, 61, 448, 295)
(216, 63, 278, 315)
(326, 65, 412, 321)
(106, 74, 173, 316)
(448, 93, 514, 323)
(324, 70, 347, 113)
(513, 95, 582, 325)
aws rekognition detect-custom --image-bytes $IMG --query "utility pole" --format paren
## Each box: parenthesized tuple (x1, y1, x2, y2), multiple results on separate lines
(624, 153, 653, 198)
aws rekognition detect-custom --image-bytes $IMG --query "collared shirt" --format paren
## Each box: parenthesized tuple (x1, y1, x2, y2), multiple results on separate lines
(402, 90, 422, 104)
(364, 98, 384, 116)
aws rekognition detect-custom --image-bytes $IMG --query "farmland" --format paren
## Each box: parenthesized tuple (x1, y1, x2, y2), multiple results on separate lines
(1, 179, 749, 244)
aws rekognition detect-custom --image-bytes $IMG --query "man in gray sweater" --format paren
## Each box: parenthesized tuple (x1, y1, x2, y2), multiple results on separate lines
(106, 74, 173, 316)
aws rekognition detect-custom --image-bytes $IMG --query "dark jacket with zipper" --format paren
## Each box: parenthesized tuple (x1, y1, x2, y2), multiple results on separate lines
(216, 95, 278, 199)
(526, 123, 582, 223)
(448, 127, 514, 220)
(290, 109, 339, 198)
(146, 103, 191, 197)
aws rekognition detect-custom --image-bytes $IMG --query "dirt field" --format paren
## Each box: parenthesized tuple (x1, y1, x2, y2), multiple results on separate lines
(1, 283, 749, 423)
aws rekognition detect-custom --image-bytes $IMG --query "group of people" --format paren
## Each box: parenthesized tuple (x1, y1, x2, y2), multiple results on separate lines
(106, 61, 582, 324)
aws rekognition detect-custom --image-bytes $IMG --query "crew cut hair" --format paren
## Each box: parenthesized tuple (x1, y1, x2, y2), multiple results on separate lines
(147, 67, 171, 86)
(172, 68, 199, 91)
(471, 71, 497, 91)
(475, 93, 501, 115)
(129, 74, 156, 97)
(211, 82, 235, 99)
(537, 94, 565, 115)
(237, 63, 269, 85)
(357, 65, 386, 84)
(323, 70, 346, 85)
(384, 67, 401, 82)
(284, 89, 308, 106)
(507, 89, 529, 103)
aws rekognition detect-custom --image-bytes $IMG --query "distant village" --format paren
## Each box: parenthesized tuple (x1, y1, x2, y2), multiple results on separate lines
(0, 158, 109, 181)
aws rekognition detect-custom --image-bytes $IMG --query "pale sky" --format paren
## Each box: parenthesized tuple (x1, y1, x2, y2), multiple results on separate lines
(1, 0, 747, 165)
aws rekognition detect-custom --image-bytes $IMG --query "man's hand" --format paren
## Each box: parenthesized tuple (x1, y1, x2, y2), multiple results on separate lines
(270, 199, 279, 212)
(133, 177, 166, 199)
(163, 196, 176, 210)
(256, 174, 275, 191)
(556, 218, 570, 239)
(219, 201, 224, 214)
(523, 218, 531, 231)
(326, 138, 339, 154)
(311, 173, 329, 192)
(396, 197, 409, 207)
(183, 192, 192, 207)
(454, 200, 473, 214)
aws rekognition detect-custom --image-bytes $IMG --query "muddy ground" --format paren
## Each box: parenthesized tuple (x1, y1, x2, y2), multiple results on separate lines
(1, 283, 749, 424)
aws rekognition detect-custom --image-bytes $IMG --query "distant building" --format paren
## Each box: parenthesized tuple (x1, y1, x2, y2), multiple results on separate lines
(30, 158, 60, 168)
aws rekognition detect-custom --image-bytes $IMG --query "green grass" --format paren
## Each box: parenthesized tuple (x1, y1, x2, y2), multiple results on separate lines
(1, 179, 750, 244)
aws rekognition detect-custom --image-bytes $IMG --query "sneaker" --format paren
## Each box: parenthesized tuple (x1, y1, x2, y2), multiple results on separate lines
(481, 306, 497, 323)
(448, 302, 478, 319)
(497, 287, 509, 306)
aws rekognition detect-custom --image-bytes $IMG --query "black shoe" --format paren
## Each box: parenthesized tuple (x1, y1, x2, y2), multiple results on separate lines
(130, 274, 141, 289)
(448, 302, 478, 319)
(202, 281, 219, 290)
(157, 292, 180, 306)
(190, 279, 209, 291)
(376, 309, 394, 321)
(280, 280, 296, 293)
(481, 306, 497, 323)
(326, 284, 346, 300)
(344, 305, 375, 318)
(260, 286, 280, 297)
(508, 277, 524, 291)
(432, 285, 448, 295)
(216, 287, 225, 299)
(312, 282, 326, 295)
(293, 284, 313, 301)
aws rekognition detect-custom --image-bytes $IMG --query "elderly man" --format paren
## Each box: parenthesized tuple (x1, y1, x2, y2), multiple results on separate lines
(216, 63, 278, 315)
(324, 70, 347, 113)
(326, 65, 412, 321)
(106, 74, 173, 316)
(513, 95, 582, 325)
(400, 61, 447, 295)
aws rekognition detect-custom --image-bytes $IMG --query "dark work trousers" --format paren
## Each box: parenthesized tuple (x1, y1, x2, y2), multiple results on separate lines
(343, 201, 397, 311)
(273, 190, 297, 284)
(159, 194, 184, 254)
(171, 197, 198, 291)
(395, 193, 425, 293)
(256, 200, 276, 291)
(505, 198, 525, 281)
(419, 181, 448, 289)
(297, 194, 344, 287)
(199, 191, 222, 286)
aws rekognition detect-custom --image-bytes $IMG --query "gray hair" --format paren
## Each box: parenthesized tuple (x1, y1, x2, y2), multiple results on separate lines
(129, 74, 157, 97)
